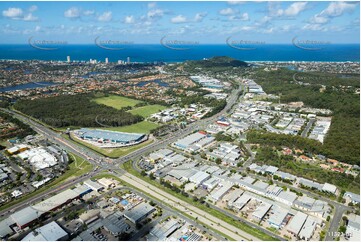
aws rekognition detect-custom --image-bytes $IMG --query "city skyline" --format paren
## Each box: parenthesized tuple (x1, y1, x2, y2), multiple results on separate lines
(0, 1, 360, 44)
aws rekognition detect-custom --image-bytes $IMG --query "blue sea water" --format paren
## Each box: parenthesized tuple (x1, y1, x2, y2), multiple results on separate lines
(0, 82, 57, 92)
(0, 44, 359, 62)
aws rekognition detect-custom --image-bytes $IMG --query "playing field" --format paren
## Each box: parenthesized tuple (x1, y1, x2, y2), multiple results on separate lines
(93, 95, 143, 110)
(129, 104, 167, 118)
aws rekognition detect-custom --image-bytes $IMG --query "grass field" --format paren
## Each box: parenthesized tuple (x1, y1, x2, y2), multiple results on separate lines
(93, 95, 142, 110)
(128, 104, 166, 118)
(101, 121, 160, 134)
(67, 133, 154, 158)
(0, 153, 93, 212)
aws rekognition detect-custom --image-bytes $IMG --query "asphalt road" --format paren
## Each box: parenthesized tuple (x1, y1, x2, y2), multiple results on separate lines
(301, 118, 316, 138)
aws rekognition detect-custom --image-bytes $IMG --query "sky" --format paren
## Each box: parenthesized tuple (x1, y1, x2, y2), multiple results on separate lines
(0, 1, 359, 44)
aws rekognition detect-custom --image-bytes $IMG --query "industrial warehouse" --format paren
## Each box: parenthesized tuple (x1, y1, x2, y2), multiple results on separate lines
(73, 128, 148, 148)
(0, 184, 92, 237)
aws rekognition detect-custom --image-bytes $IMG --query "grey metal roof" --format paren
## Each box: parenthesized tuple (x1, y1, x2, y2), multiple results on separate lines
(77, 128, 145, 142)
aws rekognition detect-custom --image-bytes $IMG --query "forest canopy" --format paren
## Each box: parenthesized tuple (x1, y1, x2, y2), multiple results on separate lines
(13, 94, 144, 128)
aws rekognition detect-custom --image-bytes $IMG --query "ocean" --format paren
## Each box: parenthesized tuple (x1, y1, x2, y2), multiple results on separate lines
(0, 44, 359, 63)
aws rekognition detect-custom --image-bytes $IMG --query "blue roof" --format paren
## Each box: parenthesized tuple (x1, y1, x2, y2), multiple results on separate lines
(78, 128, 145, 143)
(121, 200, 129, 205)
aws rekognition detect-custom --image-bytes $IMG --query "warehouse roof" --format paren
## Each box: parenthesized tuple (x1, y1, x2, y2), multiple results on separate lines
(77, 128, 145, 142)
(168, 168, 197, 180)
(11, 207, 44, 228)
(32, 189, 79, 212)
(268, 207, 289, 227)
(277, 191, 298, 204)
(0, 217, 15, 238)
(149, 219, 181, 240)
(298, 216, 318, 240)
(233, 193, 252, 210)
(174, 132, 205, 148)
(189, 171, 210, 185)
(124, 202, 155, 223)
(21, 221, 67, 241)
(103, 212, 129, 235)
(252, 201, 272, 220)
(322, 183, 337, 194)
(210, 183, 233, 201)
(287, 211, 308, 235)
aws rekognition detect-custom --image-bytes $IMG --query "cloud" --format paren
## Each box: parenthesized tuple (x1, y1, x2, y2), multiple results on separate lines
(147, 8, 164, 19)
(64, 7, 81, 18)
(309, 14, 329, 24)
(227, 1, 245, 5)
(28, 5, 38, 12)
(302, 23, 325, 31)
(171, 15, 187, 23)
(148, 2, 156, 9)
(23, 13, 38, 21)
(284, 2, 308, 16)
(2, 7, 23, 18)
(269, 2, 308, 17)
(229, 13, 249, 21)
(194, 12, 207, 22)
(219, 8, 239, 16)
(321, 1, 357, 17)
(309, 1, 358, 25)
(83, 10, 95, 16)
(97, 11, 112, 22)
(125, 15, 135, 24)
(2, 7, 38, 21)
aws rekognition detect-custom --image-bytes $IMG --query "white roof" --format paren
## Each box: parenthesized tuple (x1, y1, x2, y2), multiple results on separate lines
(189, 171, 210, 185)
(84, 179, 104, 191)
(174, 132, 205, 148)
(252, 201, 272, 220)
(233, 193, 252, 210)
(210, 183, 233, 201)
(265, 165, 278, 174)
(21, 221, 67, 241)
(11, 207, 43, 227)
(203, 177, 220, 187)
(299, 216, 318, 240)
(322, 183, 337, 194)
(268, 207, 289, 227)
(0, 217, 15, 238)
(277, 191, 298, 204)
(287, 211, 308, 235)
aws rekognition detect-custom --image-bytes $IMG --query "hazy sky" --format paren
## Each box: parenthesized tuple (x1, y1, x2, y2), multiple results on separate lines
(0, 1, 359, 44)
